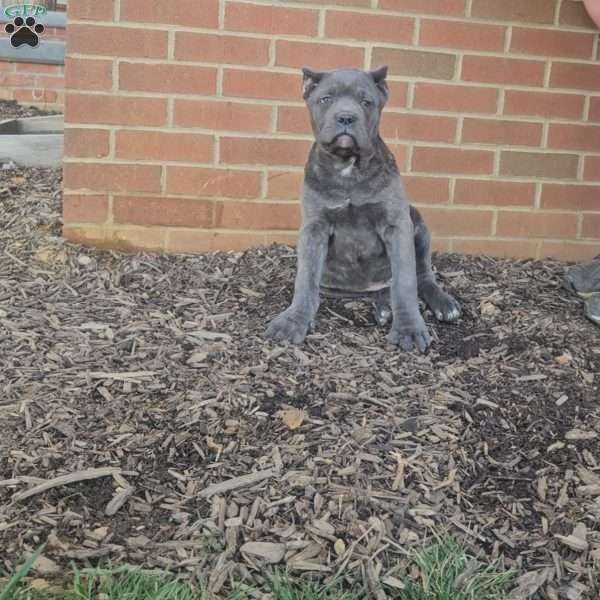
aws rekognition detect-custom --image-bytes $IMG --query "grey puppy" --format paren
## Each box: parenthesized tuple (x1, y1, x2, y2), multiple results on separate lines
(267, 67, 460, 352)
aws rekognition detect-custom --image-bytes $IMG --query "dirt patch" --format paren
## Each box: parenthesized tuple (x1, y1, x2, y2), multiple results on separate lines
(0, 166, 599, 598)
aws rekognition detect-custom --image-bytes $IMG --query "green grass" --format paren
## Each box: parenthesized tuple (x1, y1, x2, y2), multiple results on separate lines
(1, 538, 514, 600)
(396, 538, 513, 600)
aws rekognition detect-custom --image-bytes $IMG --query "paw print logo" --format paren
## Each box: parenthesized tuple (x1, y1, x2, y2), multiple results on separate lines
(5, 16, 45, 48)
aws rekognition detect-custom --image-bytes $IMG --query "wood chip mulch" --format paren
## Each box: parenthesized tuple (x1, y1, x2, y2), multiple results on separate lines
(0, 103, 599, 599)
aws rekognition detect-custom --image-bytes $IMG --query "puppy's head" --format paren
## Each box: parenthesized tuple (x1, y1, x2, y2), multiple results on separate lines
(302, 67, 388, 160)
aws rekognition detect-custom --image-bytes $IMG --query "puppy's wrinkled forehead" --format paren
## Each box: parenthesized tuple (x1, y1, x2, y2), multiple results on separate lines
(316, 69, 379, 99)
(303, 67, 389, 106)
(325, 69, 377, 91)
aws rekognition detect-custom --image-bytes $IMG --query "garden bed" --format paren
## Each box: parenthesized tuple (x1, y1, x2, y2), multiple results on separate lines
(0, 103, 599, 598)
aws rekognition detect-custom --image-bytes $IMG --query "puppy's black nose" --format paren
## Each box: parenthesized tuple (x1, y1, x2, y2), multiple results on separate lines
(336, 113, 357, 126)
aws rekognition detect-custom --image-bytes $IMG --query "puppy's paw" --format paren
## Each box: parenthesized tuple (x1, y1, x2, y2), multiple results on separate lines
(387, 317, 431, 353)
(422, 283, 461, 322)
(430, 291, 461, 322)
(266, 309, 310, 345)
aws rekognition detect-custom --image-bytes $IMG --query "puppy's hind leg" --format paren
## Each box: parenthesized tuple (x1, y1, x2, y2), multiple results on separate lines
(411, 206, 461, 322)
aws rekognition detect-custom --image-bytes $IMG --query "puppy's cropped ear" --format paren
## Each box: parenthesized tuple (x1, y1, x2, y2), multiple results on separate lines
(370, 66, 389, 102)
(302, 67, 324, 100)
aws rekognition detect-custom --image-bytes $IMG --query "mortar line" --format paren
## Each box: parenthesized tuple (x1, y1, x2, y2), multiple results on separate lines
(219, 0, 225, 30)
(534, 182, 542, 209)
(583, 95, 591, 121)
(318, 9, 326, 38)
(577, 155, 585, 181)
(364, 44, 372, 70)
(167, 30, 175, 61)
(504, 25, 512, 54)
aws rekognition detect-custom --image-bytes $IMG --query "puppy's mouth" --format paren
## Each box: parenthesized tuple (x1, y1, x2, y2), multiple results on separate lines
(328, 133, 358, 157)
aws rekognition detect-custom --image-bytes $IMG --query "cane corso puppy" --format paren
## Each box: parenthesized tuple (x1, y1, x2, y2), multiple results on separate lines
(266, 67, 460, 352)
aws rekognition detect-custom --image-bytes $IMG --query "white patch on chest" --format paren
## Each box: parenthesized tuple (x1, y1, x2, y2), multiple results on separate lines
(340, 157, 356, 177)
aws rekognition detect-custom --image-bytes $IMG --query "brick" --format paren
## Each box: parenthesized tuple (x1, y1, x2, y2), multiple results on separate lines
(166, 167, 262, 198)
(381, 113, 457, 143)
(510, 27, 594, 59)
(16, 63, 62, 74)
(168, 231, 276, 253)
(120, 0, 218, 27)
(282, 0, 370, 5)
(65, 57, 112, 91)
(462, 56, 545, 86)
(420, 19, 505, 51)
(419, 207, 493, 235)
(63, 163, 161, 193)
(471, 0, 555, 24)
(496, 211, 578, 238)
(64, 128, 110, 158)
(462, 118, 543, 147)
(539, 241, 600, 261)
(278, 106, 311, 134)
(215, 201, 301, 230)
(541, 184, 600, 210)
(589, 97, 600, 122)
(414, 83, 498, 113)
(64, 226, 167, 253)
(174, 100, 272, 133)
(0, 72, 35, 87)
(453, 238, 538, 258)
(550, 62, 600, 91)
(412, 147, 494, 175)
(14, 89, 58, 104)
(403, 176, 450, 204)
(454, 179, 536, 207)
(69, 0, 113, 20)
(548, 123, 600, 152)
(388, 144, 409, 170)
(223, 69, 302, 102)
(63, 194, 108, 223)
(113, 196, 213, 227)
(225, 2, 318, 36)
(0, 62, 14, 72)
(35, 75, 67, 89)
(500, 151, 579, 179)
(119, 63, 217, 95)
(584, 156, 600, 180)
(175, 33, 270, 66)
(68, 24, 168, 58)
(275, 41, 365, 70)
(325, 11, 413, 43)
(372, 48, 456, 80)
(387, 81, 409, 107)
(220, 137, 311, 167)
(115, 131, 214, 163)
(379, 0, 466, 16)
(582, 214, 600, 238)
(559, 0, 597, 28)
(65, 94, 167, 126)
(504, 90, 584, 120)
(266, 171, 304, 200)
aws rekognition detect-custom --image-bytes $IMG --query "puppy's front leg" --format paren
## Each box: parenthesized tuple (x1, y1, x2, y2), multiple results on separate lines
(267, 220, 329, 344)
(383, 219, 431, 353)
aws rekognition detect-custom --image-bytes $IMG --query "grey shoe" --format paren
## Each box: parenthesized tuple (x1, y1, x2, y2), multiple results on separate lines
(584, 294, 600, 327)
(564, 259, 600, 298)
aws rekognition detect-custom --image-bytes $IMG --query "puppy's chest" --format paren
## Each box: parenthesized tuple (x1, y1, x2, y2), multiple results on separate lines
(325, 201, 386, 259)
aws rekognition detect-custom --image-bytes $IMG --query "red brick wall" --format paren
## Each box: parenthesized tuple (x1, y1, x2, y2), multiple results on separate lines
(63, 0, 600, 260)
(0, 59, 64, 107)
(0, 21, 65, 108)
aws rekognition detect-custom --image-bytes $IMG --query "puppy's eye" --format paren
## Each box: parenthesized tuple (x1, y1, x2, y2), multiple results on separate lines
(319, 96, 333, 104)
(361, 99, 372, 108)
